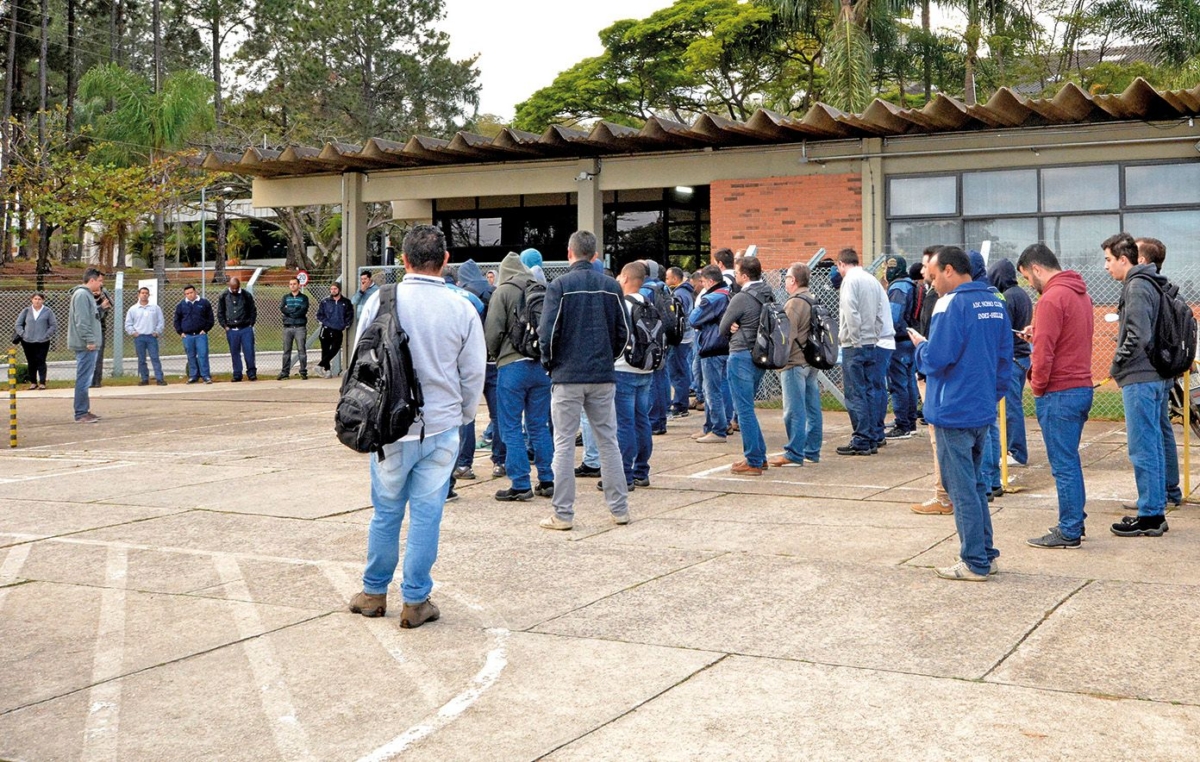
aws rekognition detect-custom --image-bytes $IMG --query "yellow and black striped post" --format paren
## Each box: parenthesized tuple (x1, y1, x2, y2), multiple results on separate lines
(7, 346, 16, 448)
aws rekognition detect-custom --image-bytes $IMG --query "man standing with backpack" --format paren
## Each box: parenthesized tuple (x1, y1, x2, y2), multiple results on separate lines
(485, 251, 555, 502)
(346, 225, 485, 628)
(689, 266, 733, 443)
(1103, 232, 1171, 537)
(614, 262, 661, 489)
(719, 256, 774, 475)
(641, 260, 672, 435)
(538, 231, 631, 530)
(771, 263, 822, 467)
(664, 267, 695, 418)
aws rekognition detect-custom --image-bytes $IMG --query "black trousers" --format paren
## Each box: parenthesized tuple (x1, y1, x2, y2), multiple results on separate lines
(318, 327, 346, 369)
(22, 341, 50, 384)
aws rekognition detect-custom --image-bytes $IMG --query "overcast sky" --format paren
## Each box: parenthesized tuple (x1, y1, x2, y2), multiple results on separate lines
(441, 0, 678, 121)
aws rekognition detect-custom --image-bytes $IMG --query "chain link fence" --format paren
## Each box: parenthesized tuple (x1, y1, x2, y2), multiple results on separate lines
(1, 274, 342, 381)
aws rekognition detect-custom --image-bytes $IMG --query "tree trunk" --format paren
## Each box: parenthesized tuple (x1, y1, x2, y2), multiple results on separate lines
(116, 224, 126, 270)
(214, 197, 227, 283)
(2, 0, 17, 264)
(153, 212, 165, 282)
(66, 0, 76, 134)
(212, 6, 222, 125)
(152, 0, 161, 92)
(38, 0, 47, 146)
(36, 218, 51, 289)
(922, 0, 931, 103)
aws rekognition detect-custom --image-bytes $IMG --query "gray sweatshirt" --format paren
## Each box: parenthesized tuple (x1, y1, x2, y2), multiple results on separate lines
(1112, 263, 1166, 387)
(719, 281, 774, 353)
(838, 266, 888, 348)
(356, 274, 487, 447)
(15, 304, 58, 344)
(66, 285, 101, 351)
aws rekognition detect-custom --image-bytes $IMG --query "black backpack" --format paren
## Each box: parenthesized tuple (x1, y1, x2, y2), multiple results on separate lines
(624, 296, 667, 371)
(1132, 274, 1198, 379)
(795, 293, 839, 370)
(648, 283, 687, 346)
(747, 290, 792, 370)
(334, 284, 424, 459)
(504, 280, 547, 360)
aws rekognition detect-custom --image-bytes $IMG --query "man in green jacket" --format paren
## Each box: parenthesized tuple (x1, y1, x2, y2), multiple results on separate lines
(67, 268, 105, 423)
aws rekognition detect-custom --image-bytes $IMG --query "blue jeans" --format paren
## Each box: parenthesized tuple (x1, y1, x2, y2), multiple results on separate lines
(615, 371, 653, 483)
(484, 364, 504, 466)
(842, 345, 877, 450)
(728, 351, 766, 467)
(872, 346, 892, 443)
(1122, 380, 1168, 517)
(581, 412, 600, 469)
(73, 349, 98, 419)
(651, 367, 670, 430)
(497, 360, 553, 490)
(1006, 356, 1031, 464)
(936, 425, 999, 575)
(227, 326, 257, 380)
(781, 364, 822, 463)
(182, 333, 211, 381)
(363, 428, 458, 604)
(887, 342, 918, 431)
(134, 334, 165, 383)
(456, 421, 475, 469)
(983, 419, 1002, 492)
(1035, 387, 1093, 540)
(691, 344, 704, 401)
(666, 343, 693, 412)
(1160, 390, 1182, 504)
(700, 355, 730, 436)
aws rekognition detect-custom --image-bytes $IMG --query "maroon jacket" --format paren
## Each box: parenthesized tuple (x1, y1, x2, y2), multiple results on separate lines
(1030, 270, 1094, 396)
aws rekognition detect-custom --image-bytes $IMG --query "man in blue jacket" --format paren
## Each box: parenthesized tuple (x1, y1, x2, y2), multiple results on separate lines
(664, 266, 695, 417)
(315, 283, 354, 378)
(911, 246, 1012, 581)
(537, 230, 631, 530)
(688, 265, 733, 443)
(174, 285, 215, 384)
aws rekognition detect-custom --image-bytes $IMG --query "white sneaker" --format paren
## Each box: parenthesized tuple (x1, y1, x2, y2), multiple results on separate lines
(935, 560, 988, 582)
(539, 515, 573, 531)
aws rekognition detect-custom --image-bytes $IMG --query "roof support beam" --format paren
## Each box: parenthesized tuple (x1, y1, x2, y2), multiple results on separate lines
(574, 160, 603, 260)
(341, 172, 368, 364)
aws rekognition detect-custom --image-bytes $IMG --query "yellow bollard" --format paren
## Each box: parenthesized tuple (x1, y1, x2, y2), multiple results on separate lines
(7, 346, 16, 448)
(1184, 366, 1193, 503)
(998, 397, 1008, 487)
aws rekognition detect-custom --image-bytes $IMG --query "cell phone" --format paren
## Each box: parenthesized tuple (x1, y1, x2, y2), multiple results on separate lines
(1012, 329, 1026, 335)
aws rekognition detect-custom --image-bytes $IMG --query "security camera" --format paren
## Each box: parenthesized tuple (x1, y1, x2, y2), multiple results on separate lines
(575, 171, 594, 182)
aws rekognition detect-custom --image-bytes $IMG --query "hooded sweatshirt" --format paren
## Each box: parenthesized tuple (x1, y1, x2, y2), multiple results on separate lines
(987, 259, 1032, 359)
(915, 279, 1013, 429)
(886, 255, 917, 341)
(1029, 270, 1093, 396)
(484, 252, 537, 367)
(67, 285, 101, 351)
(1112, 262, 1166, 387)
(457, 259, 495, 307)
(520, 248, 547, 284)
(720, 280, 776, 353)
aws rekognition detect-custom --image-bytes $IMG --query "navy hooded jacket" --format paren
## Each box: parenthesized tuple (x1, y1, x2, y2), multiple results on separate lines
(987, 258, 1032, 359)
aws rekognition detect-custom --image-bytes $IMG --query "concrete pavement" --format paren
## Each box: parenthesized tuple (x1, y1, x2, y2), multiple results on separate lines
(1, 381, 1198, 760)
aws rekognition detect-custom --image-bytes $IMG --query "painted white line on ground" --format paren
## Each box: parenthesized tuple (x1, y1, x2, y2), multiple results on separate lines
(81, 546, 129, 762)
(0, 544, 33, 611)
(214, 554, 314, 761)
(0, 461, 135, 485)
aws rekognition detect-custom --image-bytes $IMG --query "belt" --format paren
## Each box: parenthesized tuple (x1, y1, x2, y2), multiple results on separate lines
(182, 332, 205, 337)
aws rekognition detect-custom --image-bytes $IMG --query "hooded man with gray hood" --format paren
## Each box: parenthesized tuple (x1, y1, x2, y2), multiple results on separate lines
(485, 252, 554, 501)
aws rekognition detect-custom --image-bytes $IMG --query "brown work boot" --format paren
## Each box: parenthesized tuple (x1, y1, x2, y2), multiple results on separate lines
(400, 598, 440, 629)
(349, 591, 387, 617)
(730, 461, 763, 476)
(911, 497, 953, 515)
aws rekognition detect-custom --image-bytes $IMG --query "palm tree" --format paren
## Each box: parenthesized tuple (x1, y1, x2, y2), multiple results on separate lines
(76, 64, 214, 282)
(765, 0, 913, 112)
(941, 0, 1036, 105)
(1096, 0, 1200, 69)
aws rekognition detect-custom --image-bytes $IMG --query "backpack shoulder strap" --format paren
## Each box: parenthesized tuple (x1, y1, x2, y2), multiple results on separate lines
(378, 283, 398, 319)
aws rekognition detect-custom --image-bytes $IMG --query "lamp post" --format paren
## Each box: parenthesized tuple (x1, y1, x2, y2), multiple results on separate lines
(200, 186, 206, 300)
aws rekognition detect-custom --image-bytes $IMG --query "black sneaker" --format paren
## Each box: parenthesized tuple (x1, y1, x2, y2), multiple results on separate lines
(534, 481, 554, 497)
(277, 373, 289, 380)
(491, 464, 506, 478)
(836, 444, 872, 456)
(186, 378, 199, 384)
(575, 463, 602, 478)
(494, 487, 534, 502)
(1027, 527, 1081, 549)
(632, 477, 651, 488)
(445, 489, 460, 503)
(990, 486, 1004, 499)
(575, 434, 584, 447)
(1111, 515, 1168, 537)
(299, 372, 307, 380)
(884, 426, 914, 440)
(651, 428, 667, 436)
(247, 375, 257, 381)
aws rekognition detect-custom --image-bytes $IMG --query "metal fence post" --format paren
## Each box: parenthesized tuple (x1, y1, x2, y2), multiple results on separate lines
(111, 272, 125, 377)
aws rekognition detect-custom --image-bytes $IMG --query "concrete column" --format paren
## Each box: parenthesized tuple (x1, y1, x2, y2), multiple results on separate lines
(341, 172, 368, 365)
(861, 138, 885, 257)
(574, 159, 604, 257)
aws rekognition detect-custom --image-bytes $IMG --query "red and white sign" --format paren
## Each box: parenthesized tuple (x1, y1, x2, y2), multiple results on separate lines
(296, 269, 309, 286)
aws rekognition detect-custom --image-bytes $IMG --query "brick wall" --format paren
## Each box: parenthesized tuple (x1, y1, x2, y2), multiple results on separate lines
(710, 174, 862, 270)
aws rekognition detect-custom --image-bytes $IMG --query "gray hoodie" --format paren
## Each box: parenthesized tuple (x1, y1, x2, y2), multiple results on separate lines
(1112, 262, 1167, 387)
(484, 252, 536, 368)
(719, 280, 775, 353)
(66, 285, 101, 351)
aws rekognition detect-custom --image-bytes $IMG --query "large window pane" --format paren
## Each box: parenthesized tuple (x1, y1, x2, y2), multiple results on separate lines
(888, 176, 957, 217)
(446, 218, 476, 248)
(1124, 210, 1200, 287)
(478, 217, 502, 247)
(889, 219, 963, 259)
(1042, 214, 1120, 286)
(963, 170, 1037, 215)
(1126, 163, 1200, 207)
(964, 218, 1039, 262)
(1042, 165, 1119, 212)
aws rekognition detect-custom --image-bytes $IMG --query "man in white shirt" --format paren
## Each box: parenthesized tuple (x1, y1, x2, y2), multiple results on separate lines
(836, 247, 889, 455)
(124, 287, 167, 386)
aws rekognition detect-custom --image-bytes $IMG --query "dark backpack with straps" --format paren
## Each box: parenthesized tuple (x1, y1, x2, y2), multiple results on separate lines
(334, 284, 424, 459)
(648, 283, 687, 346)
(624, 295, 667, 371)
(1131, 273, 1198, 379)
(795, 293, 838, 370)
(747, 290, 792, 370)
(504, 280, 547, 360)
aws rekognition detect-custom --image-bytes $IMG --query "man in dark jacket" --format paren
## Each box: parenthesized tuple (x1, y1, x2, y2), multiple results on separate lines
(718, 256, 774, 475)
(689, 265, 733, 442)
(640, 260, 671, 434)
(884, 255, 919, 439)
(278, 277, 310, 379)
(1135, 237, 1183, 509)
(217, 277, 257, 381)
(912, 246, 1011, 581)
(458, 259, 505, 479)
(664, 266, 695, 417)
(315, 282, 353, 378)
(537, 230, 630, 530)
(174, 285, 214, 384)
(1104, 232, 1170, 537)
(988, 258, 1033, 466)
